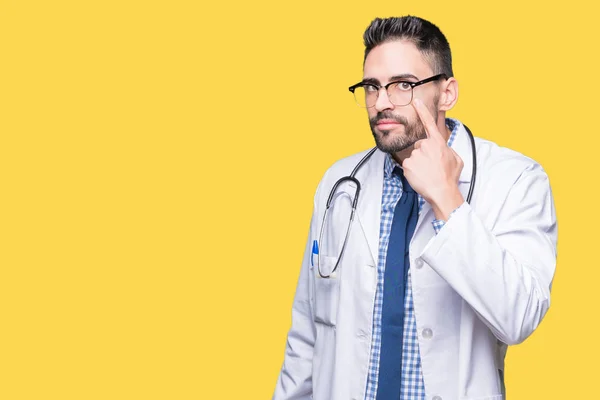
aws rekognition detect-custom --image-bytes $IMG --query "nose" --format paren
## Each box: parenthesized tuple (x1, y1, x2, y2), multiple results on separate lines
(374, 87, 394, 112)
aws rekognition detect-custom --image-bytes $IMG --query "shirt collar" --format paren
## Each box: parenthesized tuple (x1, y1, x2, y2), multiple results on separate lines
(384, 117, 462, 178)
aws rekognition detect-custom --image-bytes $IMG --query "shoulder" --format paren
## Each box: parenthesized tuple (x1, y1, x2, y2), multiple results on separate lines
(322, 148, 378, 179)
(470, 136, 553, 215)
(451, 118, 545, 181)
(312, 147, 383, 199)
(475, 136, 548, 183)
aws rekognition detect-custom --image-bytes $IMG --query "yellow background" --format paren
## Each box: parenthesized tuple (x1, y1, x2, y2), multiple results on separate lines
(0, 0, 596, 398)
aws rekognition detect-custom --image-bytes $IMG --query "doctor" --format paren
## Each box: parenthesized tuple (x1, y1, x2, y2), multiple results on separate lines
(273, 15, 557, 400)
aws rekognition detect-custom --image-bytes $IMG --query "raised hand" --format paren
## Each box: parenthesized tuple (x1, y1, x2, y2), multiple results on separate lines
(401, 98, 465, 221)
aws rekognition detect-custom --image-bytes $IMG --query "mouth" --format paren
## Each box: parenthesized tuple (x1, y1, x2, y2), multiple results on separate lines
(376, 119, 402, 130)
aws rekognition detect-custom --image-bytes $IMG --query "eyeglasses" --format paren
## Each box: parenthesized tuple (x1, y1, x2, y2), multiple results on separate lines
(348, 73, 447, 108)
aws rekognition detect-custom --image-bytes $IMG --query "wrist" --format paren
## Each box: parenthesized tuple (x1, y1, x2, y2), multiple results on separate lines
(430, 184, 464, 221)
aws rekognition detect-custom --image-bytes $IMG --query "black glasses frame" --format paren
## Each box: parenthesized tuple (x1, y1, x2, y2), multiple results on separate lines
(348, 73, 448, 107)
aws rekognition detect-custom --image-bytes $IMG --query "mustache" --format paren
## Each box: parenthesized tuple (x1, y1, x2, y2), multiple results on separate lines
(369, 112, 409, 126)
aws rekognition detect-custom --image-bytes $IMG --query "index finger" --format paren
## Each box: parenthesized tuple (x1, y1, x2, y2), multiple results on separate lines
(412, 98, 444, 142)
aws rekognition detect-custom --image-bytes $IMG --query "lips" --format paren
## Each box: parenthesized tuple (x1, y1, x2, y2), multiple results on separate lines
(376, 119, 401, 129)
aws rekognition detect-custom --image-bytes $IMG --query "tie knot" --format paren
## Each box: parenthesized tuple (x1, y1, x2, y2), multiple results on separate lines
(393, 166, 415, 193)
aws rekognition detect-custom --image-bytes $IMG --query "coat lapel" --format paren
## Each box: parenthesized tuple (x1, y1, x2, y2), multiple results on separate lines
(354, 149, 385, 265)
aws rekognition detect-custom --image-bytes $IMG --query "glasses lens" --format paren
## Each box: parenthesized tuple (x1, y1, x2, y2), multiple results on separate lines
(388, 83, 413, 106)
(352, 86, 372, 108)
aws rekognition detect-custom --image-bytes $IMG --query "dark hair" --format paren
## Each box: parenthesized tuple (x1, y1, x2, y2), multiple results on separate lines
(363, 16, 454, 78)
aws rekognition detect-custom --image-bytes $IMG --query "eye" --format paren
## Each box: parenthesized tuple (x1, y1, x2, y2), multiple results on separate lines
(364, 84, 379, 93)
(394, 81, 412, 91)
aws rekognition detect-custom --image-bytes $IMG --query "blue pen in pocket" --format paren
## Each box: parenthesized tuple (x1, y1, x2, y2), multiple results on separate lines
(311, 240, 319, 267)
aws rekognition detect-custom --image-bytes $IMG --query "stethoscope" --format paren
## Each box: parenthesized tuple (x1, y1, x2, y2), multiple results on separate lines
(317, 124, 477, 278)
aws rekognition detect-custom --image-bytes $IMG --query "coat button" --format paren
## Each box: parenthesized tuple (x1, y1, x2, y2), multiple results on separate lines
(414, 259, 424, 269)
(432, 396, 442, 400)
(422, 328, 433, 339)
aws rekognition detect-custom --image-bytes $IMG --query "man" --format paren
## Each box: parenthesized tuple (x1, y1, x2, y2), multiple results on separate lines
(273, 16, 557, 400)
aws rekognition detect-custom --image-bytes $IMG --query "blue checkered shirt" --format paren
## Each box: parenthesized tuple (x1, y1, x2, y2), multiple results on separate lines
(364, 118, 460, 399)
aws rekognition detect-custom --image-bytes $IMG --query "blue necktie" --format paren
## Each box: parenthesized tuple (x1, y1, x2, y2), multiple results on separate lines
(376, 166, 419, 399)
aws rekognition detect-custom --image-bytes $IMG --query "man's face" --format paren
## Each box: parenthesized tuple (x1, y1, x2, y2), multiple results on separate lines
(363, 40, 441, 153)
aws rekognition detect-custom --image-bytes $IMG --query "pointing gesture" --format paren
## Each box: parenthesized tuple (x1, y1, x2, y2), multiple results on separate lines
(401, 98, 465, 221)
(415, 97, 445, 142)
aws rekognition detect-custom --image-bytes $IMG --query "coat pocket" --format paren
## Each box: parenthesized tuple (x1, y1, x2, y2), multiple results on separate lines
(313, 255, 341, 326)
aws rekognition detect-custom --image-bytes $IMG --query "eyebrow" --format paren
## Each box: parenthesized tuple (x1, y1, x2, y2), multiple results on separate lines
(361, 73, 420, 85)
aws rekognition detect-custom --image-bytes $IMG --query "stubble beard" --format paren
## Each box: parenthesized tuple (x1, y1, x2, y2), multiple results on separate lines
(369, 99, 440, 154)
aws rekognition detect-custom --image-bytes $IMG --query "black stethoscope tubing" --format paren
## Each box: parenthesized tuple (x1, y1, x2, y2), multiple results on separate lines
(317, 124, 477, 278)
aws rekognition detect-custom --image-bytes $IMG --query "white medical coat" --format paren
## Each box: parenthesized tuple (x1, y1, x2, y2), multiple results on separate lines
(273, 123, 558, 400)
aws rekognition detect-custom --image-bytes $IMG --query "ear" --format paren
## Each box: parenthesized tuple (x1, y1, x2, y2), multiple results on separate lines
(438, 77, 458, 111)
